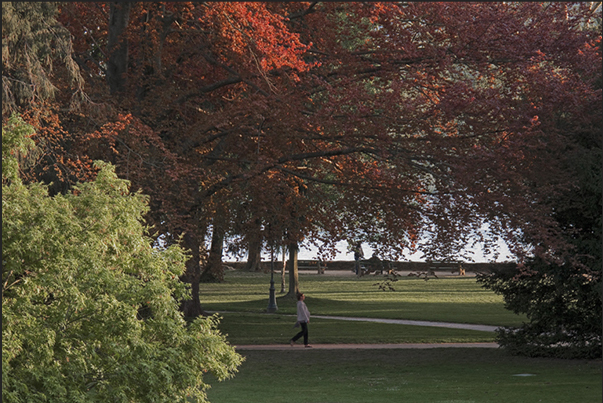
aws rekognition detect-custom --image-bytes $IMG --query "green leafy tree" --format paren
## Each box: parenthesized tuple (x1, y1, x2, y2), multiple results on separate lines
(2, 115, 35, 183)
(2, 116, 243, 402)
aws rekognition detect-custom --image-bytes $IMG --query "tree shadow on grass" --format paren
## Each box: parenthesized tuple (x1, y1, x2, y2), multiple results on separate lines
(214, 311, 497, 345)
(203, 296, 524, 328)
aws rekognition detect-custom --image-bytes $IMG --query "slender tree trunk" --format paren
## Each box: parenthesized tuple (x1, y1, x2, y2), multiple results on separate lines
(107, 2, 131, 94)
(286, 242, 300, 298)
(280, 246, 286, 293)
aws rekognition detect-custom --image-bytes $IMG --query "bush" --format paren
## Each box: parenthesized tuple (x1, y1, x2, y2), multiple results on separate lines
(478, 259, 602, 359)
(2, 116, 243, 402)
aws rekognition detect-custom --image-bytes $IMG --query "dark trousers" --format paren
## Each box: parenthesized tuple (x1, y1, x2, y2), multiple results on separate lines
(292, 322, 309, 345)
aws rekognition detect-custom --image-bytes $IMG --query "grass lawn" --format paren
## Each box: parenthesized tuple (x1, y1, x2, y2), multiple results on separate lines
(205, 348, 602, 403)
(215, 312, 497, 345)
(200, 270, 601, 402)
(201, 270, 525, 327)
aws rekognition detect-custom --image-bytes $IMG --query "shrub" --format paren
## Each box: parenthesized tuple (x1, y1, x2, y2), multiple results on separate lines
(2, 116, 243, 402)
(478, 259, 602, 359)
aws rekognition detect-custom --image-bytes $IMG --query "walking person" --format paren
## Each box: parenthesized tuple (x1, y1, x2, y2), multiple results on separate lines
(353, 242, 364, 276)
(290, 293, 312, 348)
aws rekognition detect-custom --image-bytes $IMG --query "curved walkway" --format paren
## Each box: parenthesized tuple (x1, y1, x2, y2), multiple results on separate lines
(312, 315, 499, 333)
(211, 311, 499, 333)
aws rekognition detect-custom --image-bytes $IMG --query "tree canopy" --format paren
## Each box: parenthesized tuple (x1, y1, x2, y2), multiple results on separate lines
(3, 2, 601, 357)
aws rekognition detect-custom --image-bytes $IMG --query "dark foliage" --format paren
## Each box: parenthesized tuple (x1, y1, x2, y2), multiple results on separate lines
(478, 259, 601, 359)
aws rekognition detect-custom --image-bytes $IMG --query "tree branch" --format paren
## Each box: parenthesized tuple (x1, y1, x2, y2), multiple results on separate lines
(201, 52, 270, 96)
(287, 2, 319, 20)
(276, 166, 437, 195)
(176, 76, 242, 104)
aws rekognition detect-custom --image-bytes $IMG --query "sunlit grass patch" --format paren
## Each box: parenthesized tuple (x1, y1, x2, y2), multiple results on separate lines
(216, 312, 496, 345)
(201, 270, 525, 327)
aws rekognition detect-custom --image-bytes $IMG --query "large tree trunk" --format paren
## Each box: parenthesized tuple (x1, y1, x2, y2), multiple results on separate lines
(243, 235, 262, 271)
(107, 2, 131, 94)
(201, 214, 225, 283)
(180, 231, 206, 318)
(286, 242, 300, 298)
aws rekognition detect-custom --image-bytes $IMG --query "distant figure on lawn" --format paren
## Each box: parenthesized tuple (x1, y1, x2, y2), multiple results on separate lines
(353, 242, 364, 276)
(290, 293, 312, 348)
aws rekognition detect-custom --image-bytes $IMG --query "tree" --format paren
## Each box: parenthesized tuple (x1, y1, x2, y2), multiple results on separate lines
(2, 2, 84, 115)
(477, 107, 601, 357)
(476, 4, 602, 358)
(6, 2, 600, 326)
(276, 3, 603, 341)
(53, 1, 317, 316)
(290, 1, 602, 263)
(2, 2, 96, 196)
(2, 116, 243, 402)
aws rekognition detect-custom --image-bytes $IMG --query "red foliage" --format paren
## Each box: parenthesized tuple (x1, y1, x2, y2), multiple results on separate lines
(12, 2, 599, 314)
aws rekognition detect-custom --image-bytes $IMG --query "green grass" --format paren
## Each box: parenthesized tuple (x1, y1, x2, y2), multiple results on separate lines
(201, 271, 525, 327)
(216, 312, 496, 345)
(201, 270, 601, 403)
(205, 349, 602, 403)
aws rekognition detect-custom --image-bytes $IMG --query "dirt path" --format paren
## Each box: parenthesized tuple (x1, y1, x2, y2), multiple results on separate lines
(235, 342, 499, 350)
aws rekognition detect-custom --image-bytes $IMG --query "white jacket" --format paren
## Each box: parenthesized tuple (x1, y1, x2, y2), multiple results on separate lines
(296, 300, 310, 323)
